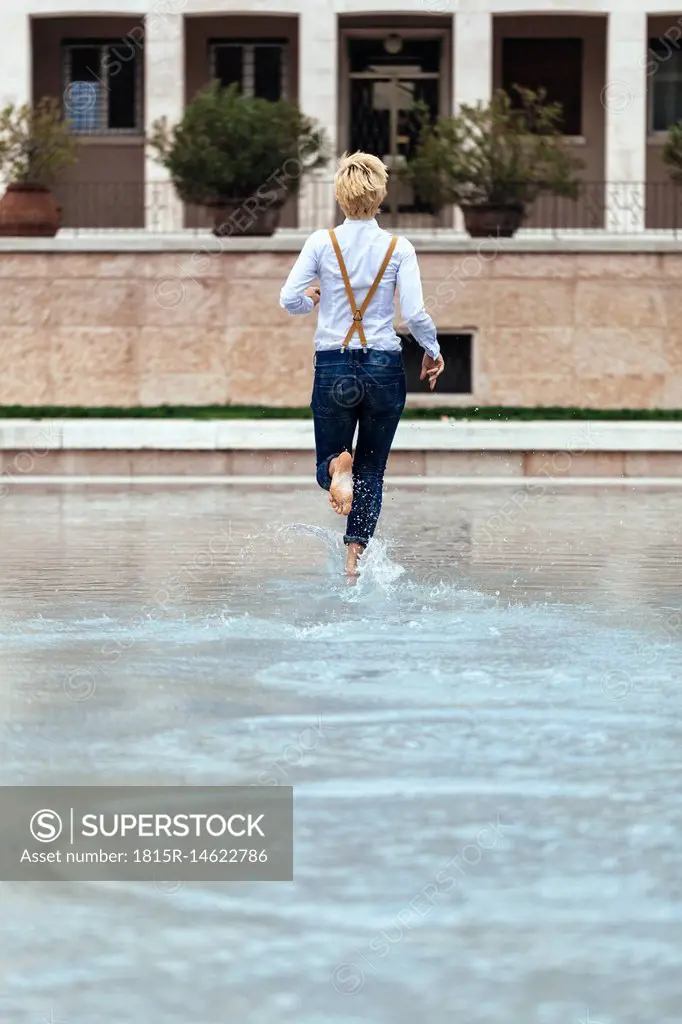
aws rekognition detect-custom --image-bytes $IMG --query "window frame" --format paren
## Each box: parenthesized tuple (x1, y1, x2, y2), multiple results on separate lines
(62, 37, 143, 137)
(209, 38, 289, 100)
(647, 38, 682, 136)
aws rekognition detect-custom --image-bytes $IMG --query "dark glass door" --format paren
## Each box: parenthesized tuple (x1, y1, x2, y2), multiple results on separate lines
(347, 37, 442, 224)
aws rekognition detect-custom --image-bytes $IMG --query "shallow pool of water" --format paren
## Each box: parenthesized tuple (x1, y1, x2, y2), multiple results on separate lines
(1, 483, 681, 1024)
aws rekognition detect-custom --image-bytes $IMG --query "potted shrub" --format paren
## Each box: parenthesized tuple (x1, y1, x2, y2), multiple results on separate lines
(0, 97, 77, 237)
(402, 87, 583, 238)
(149, 83, 328, 236)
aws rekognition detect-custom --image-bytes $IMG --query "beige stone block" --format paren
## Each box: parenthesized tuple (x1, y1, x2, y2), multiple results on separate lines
(386, 451, 426, 475)
(660, 254, 682, 278)
(493, 281, 575, 328)
(51, 328, 137, 406)
(3, 451, 133, 476)
(481, 328, 574, 377)
(225, 278, 293, 327)
(0, 448, 60, 477)
(524, 451, 626, 478)
(54, 254, 144, 279)
(145, 251, 225, 280)
(575, 253, 662, 278)
(49, 279, 141, 327)
(662, 284, 682, 326)
(0, 254, 50, 277)
(575, 374, 665, 409)
(0, 449, 53, 475)
(230, 451, 313, 476)
(424, 451, 524, 476)
(65, 452, 134, 476)
(424, 279, 493, 329)
(625, 452, 682, 477)
(141, 276, 225, 328)
(577, 282, 666, 327)
(662, 373, 682, 407)
(419, 252, 495, 283)
(0, 327, 51, 404)
(572, 328, 667, 375)
(491, 253, 576, 278)
(225, 252, 298, 280)
(137, 327, 227, 376)
(486, 375, 578, 407)
(663, 327, 682, 365)
(131, 452, 229, 475)
(138, 373, 228, 406)
(0, 280, 51, 325)
(225, 325, 314, 405)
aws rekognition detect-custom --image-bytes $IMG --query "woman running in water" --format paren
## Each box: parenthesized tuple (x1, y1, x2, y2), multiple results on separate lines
(280, 151, 444, 576)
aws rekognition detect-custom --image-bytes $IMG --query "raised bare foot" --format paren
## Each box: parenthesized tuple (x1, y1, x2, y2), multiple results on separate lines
(329, 451, 353, 516)
(345, 541, 365, 577)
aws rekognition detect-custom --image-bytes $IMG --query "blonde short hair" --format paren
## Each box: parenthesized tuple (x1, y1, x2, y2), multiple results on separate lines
(334, 151, 388, 219)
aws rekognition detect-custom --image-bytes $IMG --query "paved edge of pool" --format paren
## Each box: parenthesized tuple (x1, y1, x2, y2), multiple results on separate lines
(1, 420, 682, 480)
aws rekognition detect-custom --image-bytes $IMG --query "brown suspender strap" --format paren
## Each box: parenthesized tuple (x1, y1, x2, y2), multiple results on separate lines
(329, 229, 398, 349)
(329, 228, 365, 346)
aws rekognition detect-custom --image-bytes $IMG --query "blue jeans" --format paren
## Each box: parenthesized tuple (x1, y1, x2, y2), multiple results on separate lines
(311, 348, 406, 546)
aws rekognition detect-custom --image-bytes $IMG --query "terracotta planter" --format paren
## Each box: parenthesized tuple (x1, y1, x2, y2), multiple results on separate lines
(460, 202, 525, 239)
(208, 197, 285, 238)
(0, 184, 61, 237)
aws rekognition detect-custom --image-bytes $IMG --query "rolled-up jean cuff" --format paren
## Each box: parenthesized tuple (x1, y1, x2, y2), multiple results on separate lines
(344, 535, 368, 548)
(316, 453, 339, 491)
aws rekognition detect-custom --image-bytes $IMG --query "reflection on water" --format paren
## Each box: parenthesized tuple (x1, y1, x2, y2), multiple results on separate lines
(0, 484, 681, 1024)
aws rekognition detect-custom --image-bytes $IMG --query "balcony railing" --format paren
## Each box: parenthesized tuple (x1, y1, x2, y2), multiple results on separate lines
(48, 179, 682, 235)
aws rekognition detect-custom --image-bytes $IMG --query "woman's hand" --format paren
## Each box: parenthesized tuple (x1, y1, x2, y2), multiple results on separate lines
(420, 353, 445, 391)
(305, 286, 321, 306)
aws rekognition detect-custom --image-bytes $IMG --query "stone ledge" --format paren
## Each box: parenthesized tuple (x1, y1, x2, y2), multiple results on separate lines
(1, 231, 682, 253)
(1, 448, 681, 479)
(4, 419, 682, 453)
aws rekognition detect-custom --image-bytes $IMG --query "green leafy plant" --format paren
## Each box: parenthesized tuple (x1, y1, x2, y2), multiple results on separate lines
(0, 97, 77, 188)
(148, 82, 328, 205)
(402, 87, 584, 210)
(662, 121, 682, 183)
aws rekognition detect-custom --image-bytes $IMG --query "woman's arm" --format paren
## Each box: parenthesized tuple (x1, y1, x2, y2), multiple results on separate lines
(280, 232, 321, 315)
(396, 241, 441, 359)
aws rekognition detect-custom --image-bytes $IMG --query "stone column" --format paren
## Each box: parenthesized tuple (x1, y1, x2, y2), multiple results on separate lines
(144, 7, 185, 232)
(0, 15, 31, 192)
(0, 14, 31, 107)
(453, 11, 493, 232)
(298, 2, 337, 231)
(604, 10, 647, 233)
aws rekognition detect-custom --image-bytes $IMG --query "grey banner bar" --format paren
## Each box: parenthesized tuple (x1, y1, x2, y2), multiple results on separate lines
(0, 787, 293, 882)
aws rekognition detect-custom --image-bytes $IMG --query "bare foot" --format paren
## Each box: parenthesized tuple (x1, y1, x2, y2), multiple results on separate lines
(329, 452, 353, 516)
(345, 541, 365, 577)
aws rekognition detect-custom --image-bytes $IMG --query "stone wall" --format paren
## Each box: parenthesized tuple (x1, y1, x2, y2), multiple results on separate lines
(0, 248, 679, 409)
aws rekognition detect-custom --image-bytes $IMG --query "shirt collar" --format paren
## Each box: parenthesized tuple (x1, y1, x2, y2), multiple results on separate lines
(343, 217, 379, 228)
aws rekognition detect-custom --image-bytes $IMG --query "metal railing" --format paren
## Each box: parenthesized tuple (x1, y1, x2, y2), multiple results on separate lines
(48, 179, 682, 235)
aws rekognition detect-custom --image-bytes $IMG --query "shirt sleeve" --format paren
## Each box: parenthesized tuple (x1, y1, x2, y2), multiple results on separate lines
(279, 232, 320, 315)
(396, 241, 441, 359)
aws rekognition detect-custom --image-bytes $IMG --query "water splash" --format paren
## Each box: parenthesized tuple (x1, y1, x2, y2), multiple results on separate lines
(278, 523, 344, 578)
(281, 522, 405, 593)
(355, 536, 405, 589)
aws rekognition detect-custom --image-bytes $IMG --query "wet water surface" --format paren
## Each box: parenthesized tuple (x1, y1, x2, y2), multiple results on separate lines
(1, 483, 681, 1024)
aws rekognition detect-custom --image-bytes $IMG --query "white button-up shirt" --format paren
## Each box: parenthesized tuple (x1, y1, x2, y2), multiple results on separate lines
(279, 218, 441, 359)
